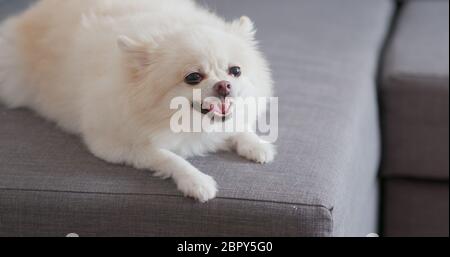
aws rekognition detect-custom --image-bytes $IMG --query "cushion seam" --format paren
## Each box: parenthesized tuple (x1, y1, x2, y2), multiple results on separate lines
(0, 187, 334, 211)
(384, 73, 450, 85)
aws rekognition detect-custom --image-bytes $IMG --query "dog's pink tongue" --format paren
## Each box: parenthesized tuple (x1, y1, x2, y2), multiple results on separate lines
(212, 100, 231, 114)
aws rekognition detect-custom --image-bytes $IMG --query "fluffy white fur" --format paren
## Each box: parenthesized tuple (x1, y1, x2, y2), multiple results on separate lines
(0, 0, 275, 202)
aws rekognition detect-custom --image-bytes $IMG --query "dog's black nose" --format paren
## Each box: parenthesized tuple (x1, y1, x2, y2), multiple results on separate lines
(214, 81, 232, 97)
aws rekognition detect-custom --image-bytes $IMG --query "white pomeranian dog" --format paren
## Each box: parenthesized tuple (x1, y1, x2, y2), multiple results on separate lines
(0, 0, 275, 202)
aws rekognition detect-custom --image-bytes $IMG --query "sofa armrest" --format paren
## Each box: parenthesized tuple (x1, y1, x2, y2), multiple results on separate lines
(381, 0, 449, 180)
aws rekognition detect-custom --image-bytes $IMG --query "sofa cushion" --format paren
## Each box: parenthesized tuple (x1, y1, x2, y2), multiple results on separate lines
(381, 0, 449, 180)
(0, 0, 393, 236)
(383, 179, 449, 237)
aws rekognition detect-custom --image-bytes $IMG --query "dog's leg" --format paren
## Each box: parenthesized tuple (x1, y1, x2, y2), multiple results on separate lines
(131, 147, 218, 202)
(231, 132, 276, 164)
(87, 137, 218, 202)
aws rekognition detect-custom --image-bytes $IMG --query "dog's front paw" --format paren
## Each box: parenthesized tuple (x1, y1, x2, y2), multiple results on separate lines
(237, 140, 276, 164)
(176, 172, 218, 203)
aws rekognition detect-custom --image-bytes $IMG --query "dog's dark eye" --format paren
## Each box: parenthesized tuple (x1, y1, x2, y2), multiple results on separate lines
(185, 72, 203, 85)
(229, 66, 241, 77)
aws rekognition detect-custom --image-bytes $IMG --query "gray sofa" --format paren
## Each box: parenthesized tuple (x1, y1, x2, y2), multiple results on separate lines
(380, 0, 449, 237)
(0, 0, 448, 237)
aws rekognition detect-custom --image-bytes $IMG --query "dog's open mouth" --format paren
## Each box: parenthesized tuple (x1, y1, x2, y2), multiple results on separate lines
(193, 98, 233, 119)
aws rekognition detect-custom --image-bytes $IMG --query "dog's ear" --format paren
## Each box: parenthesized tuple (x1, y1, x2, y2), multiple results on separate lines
(117, 35, 154, 69)
(230, 16, 256, 40)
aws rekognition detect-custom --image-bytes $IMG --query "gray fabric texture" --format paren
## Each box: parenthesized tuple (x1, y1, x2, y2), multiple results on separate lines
(0, 0, 35, 21)
(0, 189, 332, 237)
(0, 0, 393, 236)
(381, 0, 449, 180)
(383, 179, 449, 237)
